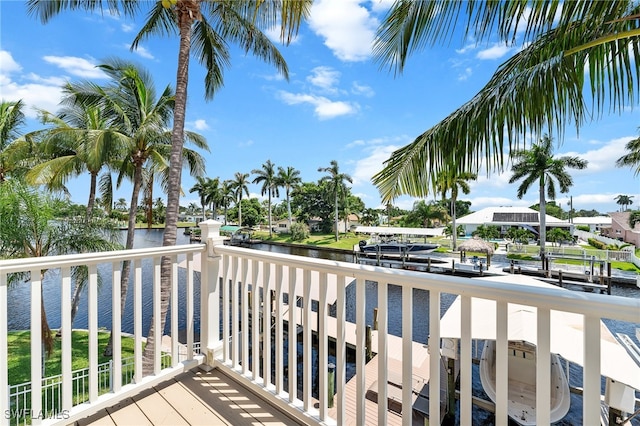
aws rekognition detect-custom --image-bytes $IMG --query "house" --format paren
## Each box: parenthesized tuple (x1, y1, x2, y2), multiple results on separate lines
(456, 206, 569, 237)
(600, 211, 640, 246)
(336, 213, 361, 233)
(571, 216, 612, 233)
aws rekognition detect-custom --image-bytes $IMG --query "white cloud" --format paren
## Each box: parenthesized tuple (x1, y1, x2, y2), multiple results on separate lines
(308, 0, 378, 62)
(369, 0, 394, 14)
(307, 66, 341, 92)
(563, 136, 633, 174)
(43, 55, 108, 79)
(0, 50, 22, 73)
(238, 140, 254, 148)
(191, 119, 210, 131)
(458, 67, 473, 81)
(278, 91, 358, 119)
(121, 23, 135, 33)
(476, 44, 513, 60)
(129, 45, 155, 60)
(351, 81, 375, 97)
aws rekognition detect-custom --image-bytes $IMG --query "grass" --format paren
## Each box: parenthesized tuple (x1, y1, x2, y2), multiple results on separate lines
(253, 231, 363, 250)
(7, 330, 136, 385)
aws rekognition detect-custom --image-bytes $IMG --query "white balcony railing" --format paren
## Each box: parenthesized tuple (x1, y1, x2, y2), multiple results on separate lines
(1, 220, 639, 425)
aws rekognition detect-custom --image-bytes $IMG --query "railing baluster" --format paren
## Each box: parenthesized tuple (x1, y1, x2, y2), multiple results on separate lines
(355, 277, 366, 425)
(583, 314, 601, 423)
(60, 266, 72, 411)
(264, 262, 273, 389)
(134, 259, 142, 384)
(186, 253, 194, 360)
(460, 295, 472, 425)
(275, 264, 284, 395)
(251, 259, 260, 381)
(402, 284, 413, 426)
(302, 269, 312, 411)
(153, 257, 161, 375)
(171, 255, 179, 366)
(232, 255, 240, 369)
(30, 268, 42, 426)
(112, 263, 122, 392)
(287, 266, 297, 401)
(335, 274, 346, 425)
(429, 289, 441, 425)
(222, 254, 230, 363)
(495, 301, 509, 426)
(377, 280, 388, 425)
(318, 271, 328, 420)
(537, 307, 551, 425)
(0, 272, 7, 420)
(241, 257, 249, 375)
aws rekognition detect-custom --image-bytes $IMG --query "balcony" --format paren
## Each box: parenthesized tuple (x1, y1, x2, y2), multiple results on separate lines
(1, 220, 639, 425)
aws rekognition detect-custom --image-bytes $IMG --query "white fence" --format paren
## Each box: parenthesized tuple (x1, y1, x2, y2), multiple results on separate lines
(1, 220, 639, 425)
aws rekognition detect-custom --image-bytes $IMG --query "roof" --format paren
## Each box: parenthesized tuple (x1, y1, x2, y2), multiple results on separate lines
(571, 216, 612, 225)
(456, 206, 567, 226)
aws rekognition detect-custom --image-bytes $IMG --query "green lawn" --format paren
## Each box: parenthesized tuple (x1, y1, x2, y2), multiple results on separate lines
(7, 330, 136, 385)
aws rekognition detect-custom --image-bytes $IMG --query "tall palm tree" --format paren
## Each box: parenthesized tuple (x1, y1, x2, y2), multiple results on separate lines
(220, 179, 234, 225)
(436, 171, 477, 251)
(204, 177, 221, 221)
(614, 194, 634, 211)
(508, 135, 587, 255)
(232, 172, 250, 226)
(190, 176, 211, 221)
(371, 1, 640, 203)
(277, 166, 301, 230)
(252, 160, 278, 237)
(318, 160, 352, 242)
(28, 0, 311, 373)
(616, 134, 640, 176)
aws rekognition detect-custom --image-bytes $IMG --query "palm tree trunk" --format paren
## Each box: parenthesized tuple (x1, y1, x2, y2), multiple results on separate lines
(451, 198, 458, 251)
(286, 190, 292, 229)
(86, 171, 98, 221)
(239, 197, 243, 226)
(146, 178, 154, 230)
(41, 274, 54, 358)
(103, 163, 143, 357)
(539, 178, 547, 256)
(268, 193, 272, 238)
(143, 5, 194, 374)
(334, 193, 339, 242)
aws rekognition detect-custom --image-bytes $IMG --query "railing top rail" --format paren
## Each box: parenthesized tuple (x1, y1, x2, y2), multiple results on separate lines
(213, 244, 640, 323)
(0, 243, 206, 275)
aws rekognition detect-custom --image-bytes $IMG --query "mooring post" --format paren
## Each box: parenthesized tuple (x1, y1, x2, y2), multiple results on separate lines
(366, 325, 372, 361)
(328, 362, 336, 408)
(373, 307, 378, 331)
(558, 270, 563, 287)
(451, 259, 455, 275)
(447, 357, 457, 419)
(427, 257, 431, 272)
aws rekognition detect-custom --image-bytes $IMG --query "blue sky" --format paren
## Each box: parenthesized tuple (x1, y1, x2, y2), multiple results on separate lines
(1, 1, 639, 214)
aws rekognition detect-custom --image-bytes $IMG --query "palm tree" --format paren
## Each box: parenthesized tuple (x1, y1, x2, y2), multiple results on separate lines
(318, 160, 353, 242)
(0, 99, 30, 182)
(614, 194, 634, 211)
(436, 171, 477, 251)
(204, 177, 221, 221)
(508, 135, 587, 255)
(231, 172, 250, 226)
(252, 160, 279, 237)
(115, 198, 128, 211)
(28, 0, 311, 373)
(190, 176, 211, 221)
(0, 180, 120, 356)
(25, 97, 125, 220)
(220, 180, 234, 225)
(277, 166, 301, 231)
(371, 1, 640, 203)
(616, 134, 640, 176)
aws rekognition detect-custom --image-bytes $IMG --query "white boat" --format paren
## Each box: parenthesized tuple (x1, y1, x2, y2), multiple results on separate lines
(358, 240, 439, 255)
(479, 339, 570, 425)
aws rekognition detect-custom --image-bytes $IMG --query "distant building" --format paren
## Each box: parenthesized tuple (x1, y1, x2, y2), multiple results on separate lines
(571, 216, 612, 233)
(456, 206, 569, 237)
(600, 211, 640, 246)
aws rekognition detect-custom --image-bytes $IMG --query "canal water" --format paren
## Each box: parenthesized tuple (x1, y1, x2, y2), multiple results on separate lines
(6, 231, 639, 424)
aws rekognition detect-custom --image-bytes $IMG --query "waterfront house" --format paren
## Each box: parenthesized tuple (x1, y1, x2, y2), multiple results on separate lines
(601, 211, 640, 246)
(456, 206, 569, 237)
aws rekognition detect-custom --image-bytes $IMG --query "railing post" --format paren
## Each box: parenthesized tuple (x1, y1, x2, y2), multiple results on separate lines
(199, 220, 225, 369)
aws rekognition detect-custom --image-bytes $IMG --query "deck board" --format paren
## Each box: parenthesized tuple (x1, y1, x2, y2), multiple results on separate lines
(72, 369, 306, 426)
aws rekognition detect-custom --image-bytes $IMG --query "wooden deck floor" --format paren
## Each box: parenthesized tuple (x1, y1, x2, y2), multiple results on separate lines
(73, 369, 306, 426)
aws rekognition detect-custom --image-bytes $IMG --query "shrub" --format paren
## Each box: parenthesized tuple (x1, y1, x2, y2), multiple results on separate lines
(576, 225, 590, 232)
(587, 238, 607, 250)
(290, 222, 310, 241)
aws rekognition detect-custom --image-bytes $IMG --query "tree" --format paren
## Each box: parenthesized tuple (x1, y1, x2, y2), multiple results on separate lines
(506, 227, 534, 250)
(371, 1, 640, 203)
(291, 181, 334, 231)
(436, 171, 477, 251)
(277, 166, 301, 231)
(401, 200, 448, 228)
(252, 160, 278, 237)
(547, 228, 573, 247)
(509, 135, 587, 254)
(0, 180, 120, 356)
(190, 176, 212, 220)
(614, 194, 634, 212)
(473, 225, 500, 240)
(616, 133, 640, 176)
(0, 100, 33, 182)
(115, 198, 128, 211)
(360, 208, 380, 226)
(231, 172, 250, 226)
(28, 0, 311, 374)
(318, 160, 353, 241)
(220, 180, 234, 225)
(629, 210, 640, 228)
